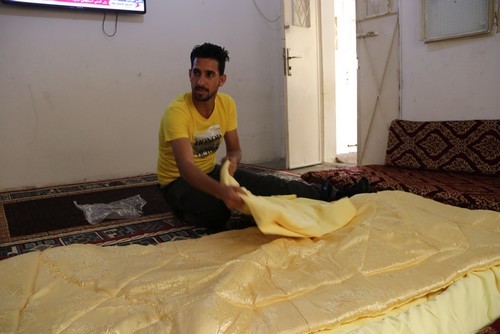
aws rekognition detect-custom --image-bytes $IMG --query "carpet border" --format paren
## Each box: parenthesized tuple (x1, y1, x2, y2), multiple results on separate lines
(0, 174, 159, 203)
(0, 164, 299, 202)
(0, 212, 173, 245)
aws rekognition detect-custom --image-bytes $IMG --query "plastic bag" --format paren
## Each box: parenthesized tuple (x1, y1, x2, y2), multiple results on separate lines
(74, 195, 147, 225)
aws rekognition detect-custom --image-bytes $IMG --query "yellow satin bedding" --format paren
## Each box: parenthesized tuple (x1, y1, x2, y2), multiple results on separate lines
(1, 191, 499, 333)
(324, 266, 500, 333)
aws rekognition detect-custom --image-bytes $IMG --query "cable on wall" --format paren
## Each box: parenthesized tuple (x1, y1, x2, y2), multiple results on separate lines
(102, 11, 118, 37)
(253, 0, 280, 23)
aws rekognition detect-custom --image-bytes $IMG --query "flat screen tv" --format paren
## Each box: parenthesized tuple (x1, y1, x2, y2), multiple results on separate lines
(1, 0, 146, 14)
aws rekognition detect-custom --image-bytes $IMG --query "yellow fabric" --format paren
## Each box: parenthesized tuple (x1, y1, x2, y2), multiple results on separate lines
(157, 92, 237, 185)
(220, 160, 357, 237)
(1, 191, 499, 334)
(324, 266, 500, 333)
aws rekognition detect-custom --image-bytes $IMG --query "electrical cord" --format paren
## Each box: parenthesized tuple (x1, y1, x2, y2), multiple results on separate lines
(102, 11, 118, 37)
(253, 0, 280, 23)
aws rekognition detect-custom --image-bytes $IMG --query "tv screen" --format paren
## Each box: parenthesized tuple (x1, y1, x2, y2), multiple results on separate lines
(1, 0, 146, 14)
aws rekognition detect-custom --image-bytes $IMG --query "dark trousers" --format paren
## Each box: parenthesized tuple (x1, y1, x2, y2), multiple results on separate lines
(160, 164, 326, 230)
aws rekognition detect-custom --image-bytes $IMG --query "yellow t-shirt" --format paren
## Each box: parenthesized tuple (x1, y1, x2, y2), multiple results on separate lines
(157, 92, 237, 186)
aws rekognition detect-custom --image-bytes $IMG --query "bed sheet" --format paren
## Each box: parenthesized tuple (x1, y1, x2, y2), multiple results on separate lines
(324, 266, 500, 333)
(0, 191, 499, 333)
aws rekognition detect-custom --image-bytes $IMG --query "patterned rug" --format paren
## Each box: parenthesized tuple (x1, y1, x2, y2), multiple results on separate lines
(3, 184, 170, 237)
(0, 164, 299, 260)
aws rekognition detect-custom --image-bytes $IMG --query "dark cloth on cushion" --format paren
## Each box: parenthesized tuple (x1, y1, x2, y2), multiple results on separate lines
(301, 165, 500, 211)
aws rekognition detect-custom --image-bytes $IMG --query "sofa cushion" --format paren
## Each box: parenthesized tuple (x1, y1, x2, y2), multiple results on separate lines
(385, 120, 500, 175)
(300, 165, 500, 211)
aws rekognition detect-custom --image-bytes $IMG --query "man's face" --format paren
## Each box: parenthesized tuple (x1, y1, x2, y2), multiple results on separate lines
(189, 57, 226, 102)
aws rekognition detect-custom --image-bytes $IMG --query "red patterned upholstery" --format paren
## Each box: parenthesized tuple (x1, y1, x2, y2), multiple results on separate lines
(301, 120, 500, 211)
(301, 165, 500, 211)
(385, 120, 500, 175)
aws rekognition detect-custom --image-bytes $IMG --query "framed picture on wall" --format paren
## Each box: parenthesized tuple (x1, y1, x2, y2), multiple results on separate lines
(422, 0, 495, 42)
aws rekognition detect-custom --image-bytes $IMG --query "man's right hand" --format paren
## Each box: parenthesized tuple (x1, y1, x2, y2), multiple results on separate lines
(221, 185, 246, 210)
(172, 138, 247, 210)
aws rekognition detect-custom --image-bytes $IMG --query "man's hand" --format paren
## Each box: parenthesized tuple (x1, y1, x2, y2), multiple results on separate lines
(220, 185, 246, 209)
(172, 137, 245, 210)
(223, 129, 242, 176)
(221, 157, 238, 176)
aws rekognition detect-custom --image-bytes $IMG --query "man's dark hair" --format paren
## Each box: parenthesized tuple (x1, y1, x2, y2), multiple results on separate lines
(190, 43, 230, 75)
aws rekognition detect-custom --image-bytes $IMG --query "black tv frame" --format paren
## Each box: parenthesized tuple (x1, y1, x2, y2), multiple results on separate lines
(1, 0, 146, 14)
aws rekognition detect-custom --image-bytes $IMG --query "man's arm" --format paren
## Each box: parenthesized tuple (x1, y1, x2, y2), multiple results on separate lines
(222, 129, 242, 176)
(171, 137, 244, 209)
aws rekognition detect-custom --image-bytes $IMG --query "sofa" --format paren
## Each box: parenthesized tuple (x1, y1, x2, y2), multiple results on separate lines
(301, 119, 500, 211)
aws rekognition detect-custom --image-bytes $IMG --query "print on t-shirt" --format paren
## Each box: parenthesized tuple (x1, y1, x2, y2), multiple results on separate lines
(193, 125, 222, 157)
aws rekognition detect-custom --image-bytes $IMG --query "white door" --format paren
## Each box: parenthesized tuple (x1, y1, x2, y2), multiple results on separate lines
(282, 0, 322, 169)
(356, 1, 400, 165)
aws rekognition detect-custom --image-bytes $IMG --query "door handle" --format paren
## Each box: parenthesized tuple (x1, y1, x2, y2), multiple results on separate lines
(283, 48, 302, 76)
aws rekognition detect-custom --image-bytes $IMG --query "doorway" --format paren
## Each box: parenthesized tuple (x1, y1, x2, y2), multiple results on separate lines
(334, 0, 358, 165)
(282, 0, 358, 169)
(255, 0, 360, 171)
(278, 0, 400, 170)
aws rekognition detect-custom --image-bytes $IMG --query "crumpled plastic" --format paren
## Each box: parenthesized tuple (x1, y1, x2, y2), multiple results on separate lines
(74, 195, 147, 224)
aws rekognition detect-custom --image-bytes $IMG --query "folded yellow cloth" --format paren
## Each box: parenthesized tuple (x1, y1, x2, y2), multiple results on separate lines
(220, 160, 356, 237)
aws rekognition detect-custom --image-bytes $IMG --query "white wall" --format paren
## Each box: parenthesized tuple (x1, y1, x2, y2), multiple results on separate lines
(400, 1, 500, 121)
(0, 1, 284, 191)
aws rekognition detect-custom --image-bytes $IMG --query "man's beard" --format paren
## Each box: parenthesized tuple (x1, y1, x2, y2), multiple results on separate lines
(192, 87, 216, 102)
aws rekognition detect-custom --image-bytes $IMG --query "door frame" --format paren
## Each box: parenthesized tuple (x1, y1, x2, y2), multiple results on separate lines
(319, 1, 336, 164)
(281, 0, 337, 167)
(280, 1, 350, 168)
(282, 0, 322, 169)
